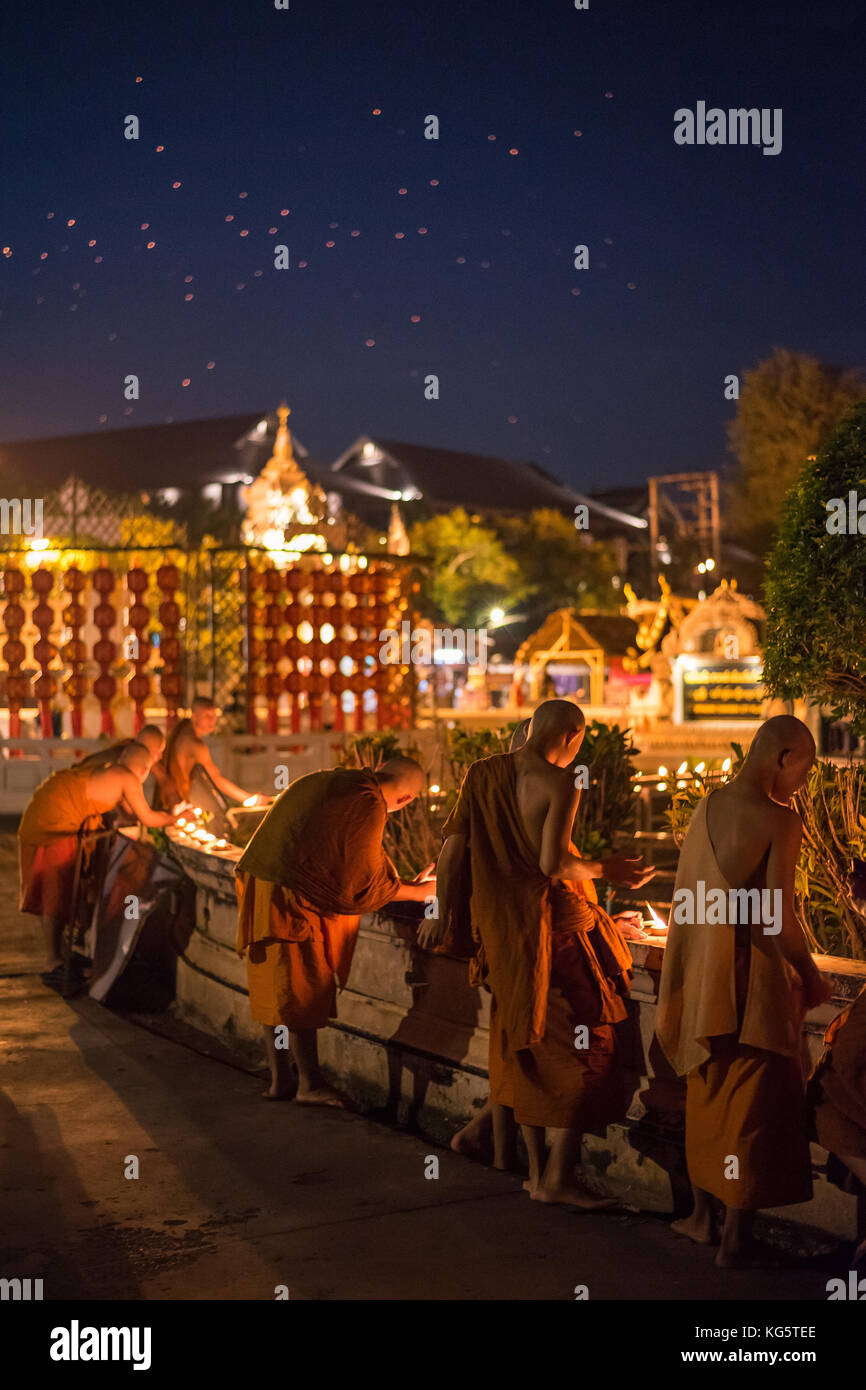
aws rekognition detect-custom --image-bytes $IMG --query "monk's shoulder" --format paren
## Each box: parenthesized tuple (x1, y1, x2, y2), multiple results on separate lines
(768, 801, 803, 841)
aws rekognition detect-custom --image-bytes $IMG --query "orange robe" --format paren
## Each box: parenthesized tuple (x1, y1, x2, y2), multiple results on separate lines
(236, 767, 401, 1030)
(656, 795, 812, 1210)
(443, 753, 632, 1130)
(18, 767, 104, 917)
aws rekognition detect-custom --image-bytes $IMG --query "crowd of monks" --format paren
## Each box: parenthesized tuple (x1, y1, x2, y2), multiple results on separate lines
(16, 696, 866, 1270)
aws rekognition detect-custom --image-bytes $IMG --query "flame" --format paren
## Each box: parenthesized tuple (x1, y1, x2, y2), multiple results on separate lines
(644, 902, 667, 932)
(243, 795, 258, 807)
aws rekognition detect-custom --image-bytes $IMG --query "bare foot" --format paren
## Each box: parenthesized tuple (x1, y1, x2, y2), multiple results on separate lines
(671, 1213, 718, 1246)
(262, 1085, 294, 1101)
(295, 1085, 354, 1109)
(523, 1178, 539, 1195)
(532, 1182, 617, 1211)
(450, 1124, 493, 1165)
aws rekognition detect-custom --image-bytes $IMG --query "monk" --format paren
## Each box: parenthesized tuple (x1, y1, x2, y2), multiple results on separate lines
(18, 743, 178, 985)
(423, 700, 654, 1207)
(77, 724, 165, 772)
(810, 983, 866, 1264)
(152, 697, 264, 810)
(656, 715, 830, 1268)
(439, 717, 641, 1174)
(236, 756, 435, 1105)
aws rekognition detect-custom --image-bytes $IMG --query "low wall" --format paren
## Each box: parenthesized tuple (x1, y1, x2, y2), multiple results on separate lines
(172, 838, 865, 1242)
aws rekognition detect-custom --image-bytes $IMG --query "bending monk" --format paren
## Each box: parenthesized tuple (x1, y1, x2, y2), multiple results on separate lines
(77, 724, 165, 772)
(151, 697, 264, 810)
(18, 743, 177, 981)
(809, 983, 866, 1264)
(656, 714, 830, 1268)
(236, 757, 435, 1105)
(422, 699, 653, 1206)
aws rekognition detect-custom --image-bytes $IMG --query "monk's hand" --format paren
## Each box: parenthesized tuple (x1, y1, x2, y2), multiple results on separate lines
(410, 862, 436, 885)
(601, 854, 656, 889)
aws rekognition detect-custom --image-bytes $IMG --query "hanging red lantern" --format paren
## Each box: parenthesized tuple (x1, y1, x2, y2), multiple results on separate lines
(30, 569, 57, 737)
(284, 667, 304, 734)
(2, 565, 26, 741)
(156, 560, 183, 729)
(91, 566, 117, 736)
(61, 567, 88, 735)
(126, 566, 151, 732)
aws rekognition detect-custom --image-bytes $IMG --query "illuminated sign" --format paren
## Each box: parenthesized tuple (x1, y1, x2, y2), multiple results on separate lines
(677, 657, 764, 721)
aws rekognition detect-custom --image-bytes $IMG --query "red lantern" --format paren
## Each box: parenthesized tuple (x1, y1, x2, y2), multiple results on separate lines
(61, 567, 88, 734)
(30, 569, 56, 736)
(2, 566, 26, 740)
(126, 566, 151, 732)
(156, 559, 183, 728)
(91, 566, 117, 735)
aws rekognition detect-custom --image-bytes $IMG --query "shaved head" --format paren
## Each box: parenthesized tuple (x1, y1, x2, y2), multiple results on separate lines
(525, 699, 586, 769)
(119, 742, 152, 779)
(748, 715, 815, 763)
(744, 714, 816, 800)
(528, 699, 585, 745)
(137, 724, 165, 757)
(375, 755, 426, 811)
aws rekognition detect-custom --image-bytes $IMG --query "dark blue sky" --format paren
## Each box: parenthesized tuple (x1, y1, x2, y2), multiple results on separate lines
(2, 0, 864, 491)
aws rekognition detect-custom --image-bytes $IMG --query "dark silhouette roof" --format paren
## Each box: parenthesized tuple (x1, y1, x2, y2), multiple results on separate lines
(333, 437, 576, 514)
(0, 412, 316, 495)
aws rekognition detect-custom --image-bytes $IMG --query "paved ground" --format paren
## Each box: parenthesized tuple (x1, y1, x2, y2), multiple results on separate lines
(0, 825, 847, 1302)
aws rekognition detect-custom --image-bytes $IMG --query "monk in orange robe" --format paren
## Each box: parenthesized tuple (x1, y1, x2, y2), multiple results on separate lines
(77, 724, 165, 772)
(657, 715, 830, 1267)
(423, 700, 653, 1206)
(18, 743, 177, 983)
(432, 716, 639, 1173)
(151, 697, 263, 810)
(236, 757, 435, 1105)
(810, 984, 866, 1263)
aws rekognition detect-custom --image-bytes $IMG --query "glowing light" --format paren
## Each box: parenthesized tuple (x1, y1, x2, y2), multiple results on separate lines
(429, 784, 441, 795)
(509, 147, 518, 155)
(281, 209, 289, 216)
(146, 241, 156, 249)
(242, 796, 258, 808)
(429, 179, 439, 186)
(181, 377, 190, 387)
(490, 607, 505, 624)
(644, 903, 667, 932)
(722, 757, 732, 772)
(410, 314, 421, 322)
(657, 765, 668, 776)
(417, 227, 427, 234)
(705, 558, 716, 571)
(676, 761, 688, 775)
(172, 181, 181, 189)
(656, 782, 668, 791)
(694, 763, 705, 774)
(365, 338, 375, 346)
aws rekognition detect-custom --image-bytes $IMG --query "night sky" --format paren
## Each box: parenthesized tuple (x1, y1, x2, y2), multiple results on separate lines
(2, 0, 864, 491)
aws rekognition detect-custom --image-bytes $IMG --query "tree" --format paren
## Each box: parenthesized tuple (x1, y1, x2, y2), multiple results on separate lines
(495, 509, 620, 615)
(762, 400, 866, 735)
(727, 348, 864, 556)
(408, 508, 527, 626)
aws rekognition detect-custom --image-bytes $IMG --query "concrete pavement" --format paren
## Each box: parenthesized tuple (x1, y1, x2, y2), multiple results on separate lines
(0, 827, 844, 1302)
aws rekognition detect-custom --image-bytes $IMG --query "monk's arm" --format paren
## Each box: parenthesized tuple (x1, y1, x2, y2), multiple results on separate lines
(767, 810, 829, 1007)
(193, 742, 263, 805)
(414, 832, 464, 947)
(117, 771, 178, 828)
